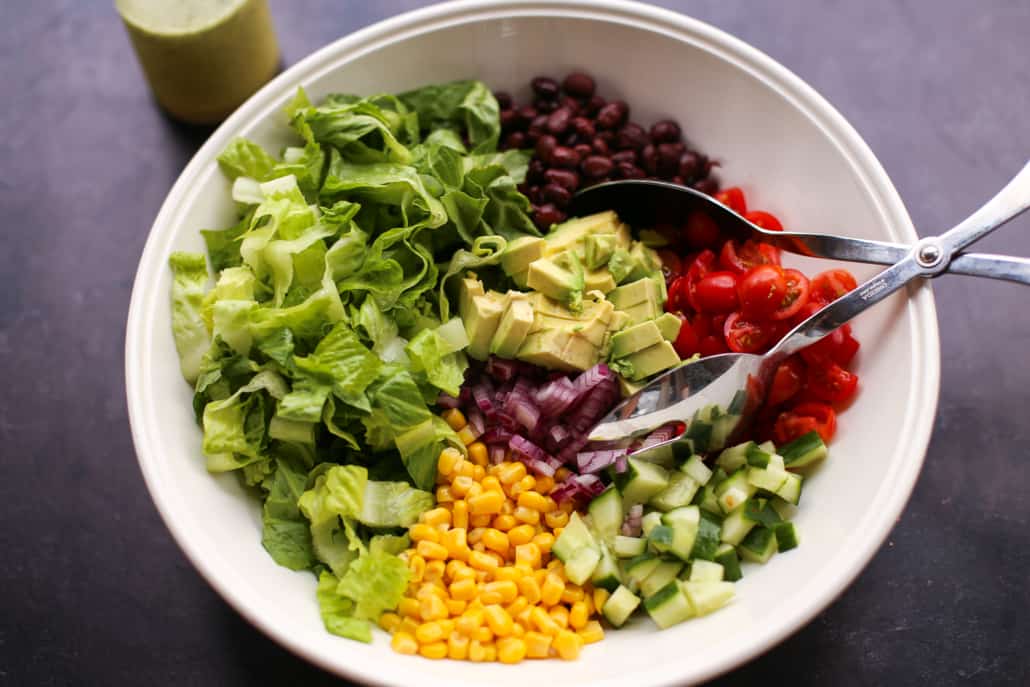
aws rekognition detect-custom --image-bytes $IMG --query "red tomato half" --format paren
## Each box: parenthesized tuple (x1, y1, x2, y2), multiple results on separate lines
(744, 210, 784, 232)
(811, 269, 858, 304)
(800, 324, 859, 367)
(683, 211, 722, 249)
(769, 268, 810, 321)
(724, 312, 774, 353)
(698, 335, 729, 357)
(695, 271, 740, 313)
(719, 239, 781, 274)
(773, 402, 837, 444)
(714, 187, 748, 215)
(767, 356, 806, 406)
(657, 249, 682, 282)
(666, 275, 690, 313)
(684, 250, 717, 312)
(806, 361, 859, 403)
(738, 265, 788, 320)
(672, 313, 699, 358)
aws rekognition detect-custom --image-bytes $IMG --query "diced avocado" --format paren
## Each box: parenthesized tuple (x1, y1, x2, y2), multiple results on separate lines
(490, 296, 534, 358)
(583, 233, 618, 270)
(527, 257, 584, 312)
(517, 329, 574, 370)
(464, 292, 506, 360)
(618, 375, 647, 398)
(609, 309, 630, 331)
(614, 221, 633, 248)
(654, 312, 683, 342)
(510, 270, 530, 289)
(584, 268, 618, 294)
(568, 314, 611, 348)
(625, 242, 663, 283)
(501, 236, 547, 276)
(609, 320, 665, 359)
(458, 276, 485, 320)
(607, 278, 654, 310)
(622, 341, 680, 381)
(544, 211, 620, 255)
(607, 249, 634, 284)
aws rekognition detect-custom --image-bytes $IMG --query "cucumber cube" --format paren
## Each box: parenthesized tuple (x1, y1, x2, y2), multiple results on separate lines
(603, 585, 641, 628)
(681, 454, 713, 485)
(680, 580, 735, 617)
(773, 522, 800, 552)
(644, 581, 695, 629)
(613, 535, 647, 559)
(688, 560, 724, 582)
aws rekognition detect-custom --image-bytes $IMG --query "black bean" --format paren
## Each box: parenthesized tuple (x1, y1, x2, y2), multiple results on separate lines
(657, 142, 685, 177)
(692, 177, 719, 195)
(616, 123, 649, 151)
(562, 72, 596, 98)
(526, 114, 549, 144)
(500, 109, 521, 131)
(562, 132, 581, 147)
(671, 175, 686, 186)
(611, 150, 638, 165)
(494, 91, 513, 110)
(531, 77, 560, 99)
(573, 143, 593, 159)
(546, 107, 572, 135)
(534, 98, 558, 114)
(581, 155, 614, 178)
(534, 203, 565, 230)
(542, 183, 572, 207)
(505, 131, 527, 149)
(650, 119, 681, 143)
(640, 144, 658, 175)
(526, 185, 543, 204)
(550, 146, 582, 169)
(596, 100, 629, 129)
(597, 130, 616, 145)
(527, 159, 547, 183)
(572, 117, 595, 139)
(617, 162, 646, 179)
(535, 134, 558, 162)
(678, 151, 701, 180)
(584, 95, 606, 116)
(591, 136, 610, 156)
(544, 168, 580, 191)
(517, 105, 538, 125)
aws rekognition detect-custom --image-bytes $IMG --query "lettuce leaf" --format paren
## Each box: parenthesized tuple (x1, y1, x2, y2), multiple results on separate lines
(260, 456, 315, 570)
(201, 370, 288, 472)
(169, 252, 212, 385)
(359, 480, 434, 529)
(399, 80, 500, 153)
(406, 318, 469, 397)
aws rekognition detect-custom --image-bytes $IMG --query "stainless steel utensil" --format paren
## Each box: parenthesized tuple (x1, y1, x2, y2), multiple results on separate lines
(588, 161, 1030, 455)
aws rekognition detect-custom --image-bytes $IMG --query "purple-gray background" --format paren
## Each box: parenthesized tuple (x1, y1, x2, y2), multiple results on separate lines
(2, 1, 1028, 684)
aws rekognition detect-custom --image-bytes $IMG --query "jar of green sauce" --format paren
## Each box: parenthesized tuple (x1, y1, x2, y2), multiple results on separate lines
(116, 0, 280, 124)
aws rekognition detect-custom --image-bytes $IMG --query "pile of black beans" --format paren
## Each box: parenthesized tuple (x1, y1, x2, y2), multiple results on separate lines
(495, 71, 718, 230)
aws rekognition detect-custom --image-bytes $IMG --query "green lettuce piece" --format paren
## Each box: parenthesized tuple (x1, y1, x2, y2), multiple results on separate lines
(299, 464, 367, 525)
(399, 80, 500, 153)
(201, 213, 250, 273)
(201, 266, 257, 331)
(201, 370, 288, 472)
(316, 571, 370, 642)
(218, 138, 277, 181)
(405, 318, 469, 397)
(464, 162, 539, 239)
(260, 456, 315, 570)
(322, 157, 447, 231)
(335, 547, 410, 621)
(294, 93, 414, 165)
(359, 481, 434, 529)
(169, 252, 211, 385)
(437, 235, 507, 321)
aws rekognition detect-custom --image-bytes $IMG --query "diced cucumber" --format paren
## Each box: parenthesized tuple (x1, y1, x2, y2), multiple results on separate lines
(772, 522, 799, 552)
(660, 506, 701, 561)
(714, 543, 743, 582)
(680, 580, 735, 616)
(684, 419, 713, 453)
(639, 560, 684, 598)
(693, 482, 721, 515)
(738, 526, 778, 564)
(681, 454, 713, 485)
(688, 559, 724, 582)
(565, 547, 602, 586)
(689, 509, 723, 561)
(624, 554, 662, 592)
(552, 512, 601, 585)
(649, 472, 700, 511)
(780, 431, 828, 469)
(588, 486, 623, 543)
(774, 472, 803, 505)
(745, 443, 773, 468)
(720, 504, 757, 546)
(744, 498, 783, 527)
(591, 543, 623, 591)
(715, 469, 756, 513)
(716, 441, 754, 472)
(728, 389, 747, 415)
(710, 414, 737, 451)
(615, 458, 671, 509)
(758, 440, 776, 454)
(634, 440, 692, 469)
(644, 581, 695, 629)
(614, 535, 647, 558)
(603, 585, 641, 628)
(641, 510, 664, 537)
(747, 466, 790, 494)
(768, 452, 786, 471)
(648, 524, 675, 554)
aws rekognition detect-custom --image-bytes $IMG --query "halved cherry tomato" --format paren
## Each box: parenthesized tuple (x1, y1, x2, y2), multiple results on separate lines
(694, 271, 740, 313)
(744, 210, 784, 232)
(767, 356, 806, 406)
(684, 250, 717, 312)
(672, 313, 699, 358)
(719, 238, 781, 274)
(657, 249, 683, 282)
(683, 211, 722, 248)
(773, 402, 837, 444)
(800, 324, 859, 367)
(714, 187, 747, 215)
(738, 265, 788, 320)
(698, 334, 729, 357)
(666, 275, 690, 313)
(770, 268, 810, 321)
(811, 269, 858, 304)
(806, 361, 859, 403)
(724, 312, 774, 353)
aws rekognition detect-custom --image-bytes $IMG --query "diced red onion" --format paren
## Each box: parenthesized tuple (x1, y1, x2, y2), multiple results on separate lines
(548, 424, 572, 449)
(526, 457, 557, 477)
(576, 448, 627, 473)
(509, 435, 548, 462)
(614, 454, 628, 473)
(482, 426, 514, 444)
(467, 408, 486, 436)
(473, 383, 497, 419)
(534, 376, 579, 415)
(640, 423, 677, 450)
(489, 445, 507, 464)
(437, 393, 461, 409)
(511, 397, 541, 432)
(487, 356, 521, 382)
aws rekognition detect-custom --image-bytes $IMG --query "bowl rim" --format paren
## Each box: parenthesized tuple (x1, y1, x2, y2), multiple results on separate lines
(125, 1, 941, 684)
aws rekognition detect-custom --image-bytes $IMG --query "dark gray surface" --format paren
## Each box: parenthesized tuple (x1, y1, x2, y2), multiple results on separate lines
(1, 0, 1028, 684)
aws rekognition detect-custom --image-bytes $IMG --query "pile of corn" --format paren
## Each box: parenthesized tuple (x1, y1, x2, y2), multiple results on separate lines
(380, 408, 607, 663)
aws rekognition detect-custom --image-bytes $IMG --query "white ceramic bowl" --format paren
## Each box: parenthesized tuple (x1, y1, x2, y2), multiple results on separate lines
(125, 1, 940, 684)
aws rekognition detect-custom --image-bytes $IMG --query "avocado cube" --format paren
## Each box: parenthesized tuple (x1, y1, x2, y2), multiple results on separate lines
(624, 341, 681, 381)
(458, 276, 485, 320)
(501, 236, 547, 277)
(609, 320, 665, 359)
(621, 300, 660, 326)
(654, 312, 683, 341)
(517, 329, 575, 370)
(584, 234, 618, 270)
(527, 257, 584, 312)
(608, 278, 655, 310)
(624, 242, 662, 282)
(465, 292, 506, 360)
(562, 333, 600, 372)
(490, 296, 534, 359)
(584, 269, 618, 294)
(544, 211, 620, 256)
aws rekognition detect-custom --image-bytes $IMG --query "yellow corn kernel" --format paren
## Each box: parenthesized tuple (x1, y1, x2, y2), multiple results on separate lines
(491, 513, 517, 531)
(513, 506, 541, 526)
(468, 550, 499, 572)
(517, 576, 542, 605)
(420, 507, 451, 527)
(482, 529, 509, 555)
(579, 620, 605, 644)
(456, 608, 484, 636)
(474, 626, 495, 643)
(525, 631, 552, 658)
(397, 597, 421, 619)
(391, 631, 418, 655)
(516, 491, 549, 512)
(466, 482, 483, 500)
(549, 605, 569, 629)
(581, 591, 594, 615)
(535, 475, 555, 493)
(544, 509, 570, 529)
(484, 580, 519, 604)
(515, 543, 542, 569)
(442, 409, 466, 430)
(532, 532, 555, 554)
(560, 499, 575, 514)
(419, 642, 448, 660)
(472, 542, 486, 553)
(518, 474, 537, 491)
(475, 570, 490, 583)
(453, 566, 477, 583)
(497, 462, 526, 485)
(420, 595, 449, 622)
(441, 528, 468, 558)
(512, 621, 526, 637)
(553, 629, 583, 660)
(455, 460, 476, 480)
(492, 566, 521, 582)
(415, 621, 446, 644)
(569, 601, 589, 630)
(449, 577, 478, 601)
(407, 554, 426, 583)
(506, 596, 529, 619)
(379, 612, 402, 633)
(468, 441, 489, 467)
(435, 485, 454, 503)
(468, 640, 490, 662)
(451, 475, 475, 498)
(398, 617, 419, 637)
(552, 526, 564, 539)
(456, 426, 478, 446)
(497, 636, 528, 664)
(438, 444, 463, 472)
(468, 527, 487, 546)
(555, 467, 572, 482)
(487, 551, 506, 567)
(530, 606, 562, 636)
(534, 569, 549, 585)
(541, 572, 565, 607)
(439, 618, 456, 635)
(469, 513, 492, 529)
(468, 490, 505, 516)
(561, 585, 585, 605)
(547, 558, 564, 573)
(425, 561, 447, 584)
(416, 540, 449, 561)
(499, 499, 515, 516)
(484, 604, 514, 637)
(415, 581, 446, 601)
(593, 587, 610, 612)
(451, 500, 469, 530)
(474, 465, 488, 482)
(409, 524, 440, 544)
(481, 475, 503, 493)
(507, 524, 536, 546)
(516, 606, 534, 630)
(446, 598, 467, 616)
(480, 589, 503, 605)
(445, 559, 466, 581)
(447, 631, 470, 660)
